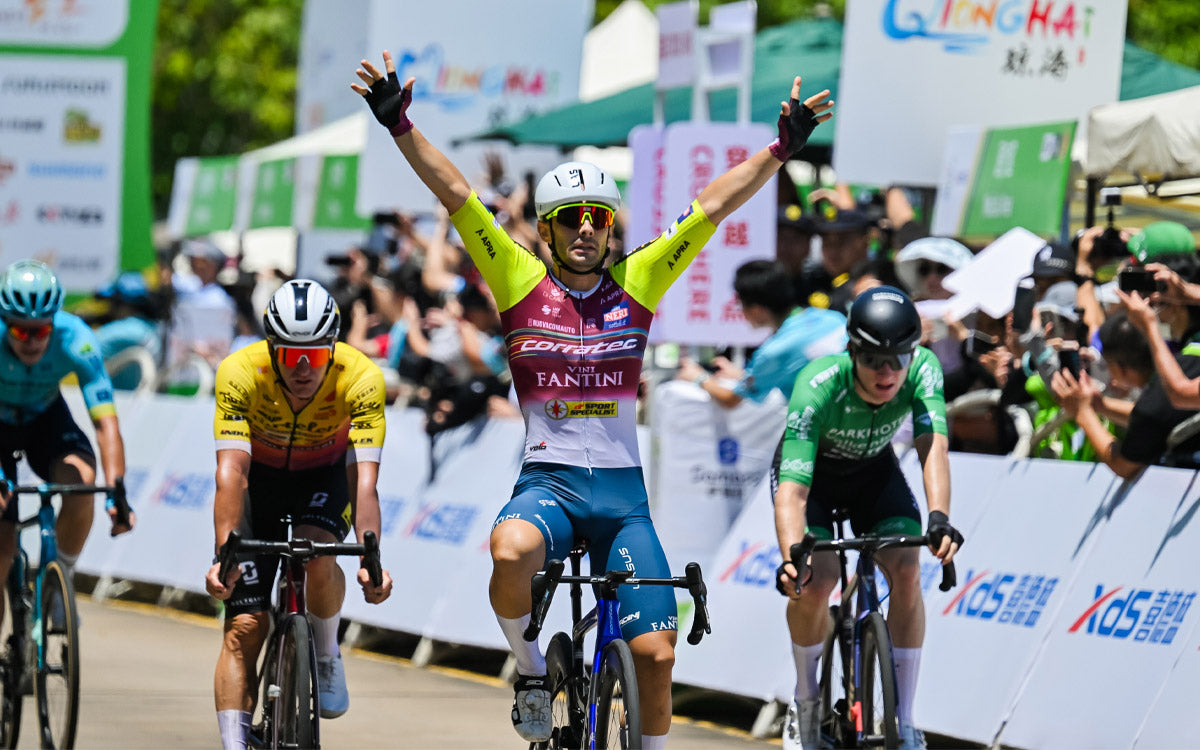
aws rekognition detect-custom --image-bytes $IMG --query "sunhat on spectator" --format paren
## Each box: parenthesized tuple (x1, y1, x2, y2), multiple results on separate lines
(894, 236, 973, 295)
(1030, 241, 1074, 279)
(181, 238, 227, 265)
(1034, 280, 1080, 322)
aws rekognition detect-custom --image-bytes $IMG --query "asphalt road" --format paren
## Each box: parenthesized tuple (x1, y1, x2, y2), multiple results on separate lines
(38, 597, 768, 749)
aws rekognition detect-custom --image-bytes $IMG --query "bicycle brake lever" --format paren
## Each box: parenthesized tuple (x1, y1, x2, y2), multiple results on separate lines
(217, 531, 242, 586)
(524, 558, 564, 642)
(362, 530, 383, 587)
(684, 562, 711, 645)
(939, 560, 957, 591)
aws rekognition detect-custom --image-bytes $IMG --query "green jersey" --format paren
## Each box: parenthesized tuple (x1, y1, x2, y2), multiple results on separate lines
(778, 348, 948, 487)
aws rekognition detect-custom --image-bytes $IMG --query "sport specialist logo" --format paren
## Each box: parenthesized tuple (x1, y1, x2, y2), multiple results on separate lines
(544, 399, 617, 419)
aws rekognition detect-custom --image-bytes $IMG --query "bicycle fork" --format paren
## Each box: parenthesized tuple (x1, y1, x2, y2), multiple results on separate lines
(584, 598, 622, 750)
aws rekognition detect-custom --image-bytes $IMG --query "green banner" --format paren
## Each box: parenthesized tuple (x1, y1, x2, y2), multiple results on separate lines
(0, 1, 159, 283)
(960, 120, 1077, 238)
(313, 155, 369, 230)
(185, 156, 240, 235)
(249, 158, 295, 229)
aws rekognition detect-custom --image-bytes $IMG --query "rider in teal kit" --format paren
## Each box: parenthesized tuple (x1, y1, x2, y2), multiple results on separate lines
(0, 260, 134, 618)
(354, 49, 832, 748)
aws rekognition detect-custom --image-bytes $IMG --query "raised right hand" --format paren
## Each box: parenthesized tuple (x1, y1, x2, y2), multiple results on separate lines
(352, 51, 416, 136)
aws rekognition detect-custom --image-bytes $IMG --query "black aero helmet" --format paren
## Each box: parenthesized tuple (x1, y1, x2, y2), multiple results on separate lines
(847, 285, 921, 356)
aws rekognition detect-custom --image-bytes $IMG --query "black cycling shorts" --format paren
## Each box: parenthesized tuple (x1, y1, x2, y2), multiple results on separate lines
(224, 461, 352, 617)
(0, 394, 95, 523)
(771, 440, 922, 539)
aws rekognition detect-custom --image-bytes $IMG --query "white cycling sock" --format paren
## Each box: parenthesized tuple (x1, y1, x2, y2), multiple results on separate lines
(310, 612, 340, 659)
(497, 614, 545, 676)
(641, 732, 668, 749)
(792, 642, 824, 702)
(216, 709, 250, 750)
(893, 647, 921, 726)
(57, 551, 78, 576)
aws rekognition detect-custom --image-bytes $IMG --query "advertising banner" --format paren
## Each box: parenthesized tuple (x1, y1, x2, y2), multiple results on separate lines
(999, 468, 1200, 749)
(958, 120, 1076, 237)
(834, 0, 1126, 186)
(359, 1, 592, 213)
(248, 158, 297, 230)
(652, 121, 774, 346)
(0, 0, 158, 284)
(312, 155, 369, 230)
(650, 380, 786, 572)
(627, 124, 667, 249)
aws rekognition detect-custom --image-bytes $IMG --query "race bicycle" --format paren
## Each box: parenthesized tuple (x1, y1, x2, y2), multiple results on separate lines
(0, 481, 131, 749)
(216, 518, 382, 750)
(524, 541, 712, 750)
(789, 510, 956, 749)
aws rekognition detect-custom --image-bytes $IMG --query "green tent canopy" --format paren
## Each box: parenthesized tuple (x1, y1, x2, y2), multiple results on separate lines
(458, 18, 1200, 153)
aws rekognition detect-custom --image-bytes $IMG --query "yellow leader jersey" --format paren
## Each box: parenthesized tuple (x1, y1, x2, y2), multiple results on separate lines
(213, 341, 386, 470)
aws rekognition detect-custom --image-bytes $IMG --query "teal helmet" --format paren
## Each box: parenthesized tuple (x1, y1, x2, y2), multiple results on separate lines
(0, 260, 64, 320)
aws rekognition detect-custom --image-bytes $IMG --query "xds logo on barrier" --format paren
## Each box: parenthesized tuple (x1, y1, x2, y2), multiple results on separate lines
(1067, 585, 1195, 645)
(154, 473, 215, 510)
(941, 569, 1058, 627)
(404, 503, 478, 545)
(718, 541, 781, 588)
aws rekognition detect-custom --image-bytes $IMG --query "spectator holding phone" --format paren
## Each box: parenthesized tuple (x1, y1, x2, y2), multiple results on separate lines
(1050, 309, 1200, 475)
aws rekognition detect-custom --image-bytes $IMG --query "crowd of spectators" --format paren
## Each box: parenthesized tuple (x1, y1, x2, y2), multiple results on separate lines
(76, 157, 1200, 476)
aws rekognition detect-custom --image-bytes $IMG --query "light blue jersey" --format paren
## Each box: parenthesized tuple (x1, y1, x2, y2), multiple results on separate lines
(734, 306, 848, 403)
(0, 310, 115, 424)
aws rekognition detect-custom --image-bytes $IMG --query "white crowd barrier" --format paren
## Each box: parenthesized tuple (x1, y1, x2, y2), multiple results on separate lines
(43, 387, 1200, 748)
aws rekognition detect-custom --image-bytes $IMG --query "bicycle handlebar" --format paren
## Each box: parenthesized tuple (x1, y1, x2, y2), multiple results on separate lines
(524, 560, 712, 646)
(788, 532, 957, 596)
(8, 481, 131, 531)
(216, 529, 383, 588)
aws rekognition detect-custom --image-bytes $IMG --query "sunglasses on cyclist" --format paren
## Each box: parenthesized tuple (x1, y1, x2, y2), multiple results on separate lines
(6, 322, 53, 341)
(274, 344, 333, 369)
(917, 261, 953, 277)
(855, 350, 913, 372)
(547, 203, 614, 230)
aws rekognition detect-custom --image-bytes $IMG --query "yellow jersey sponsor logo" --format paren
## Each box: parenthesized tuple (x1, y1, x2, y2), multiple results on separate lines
(544, 398, 617, 419)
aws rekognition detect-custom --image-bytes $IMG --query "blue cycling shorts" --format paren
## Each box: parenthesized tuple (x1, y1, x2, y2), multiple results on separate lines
(495, 462, 677, 641)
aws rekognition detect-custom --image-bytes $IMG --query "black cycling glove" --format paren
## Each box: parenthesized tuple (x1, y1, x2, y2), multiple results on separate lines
(768, 96, 820, 161)
(927, 510, 964, 551)
(364, 67, 413, 137)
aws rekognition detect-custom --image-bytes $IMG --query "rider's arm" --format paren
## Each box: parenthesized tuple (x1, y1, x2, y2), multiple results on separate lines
(92, 413, 126, 490)
(913, 432, 950, 518)
(774, 480, 811, 561)
(214, 449, 250, 549)
(347, 460, 382, 542)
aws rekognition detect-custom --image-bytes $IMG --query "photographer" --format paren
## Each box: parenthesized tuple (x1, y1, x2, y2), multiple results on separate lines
(1050, 310, 1200, 476)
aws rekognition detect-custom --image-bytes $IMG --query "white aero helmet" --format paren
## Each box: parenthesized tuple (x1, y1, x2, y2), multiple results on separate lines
(533, 161, 621, 219)
(262, 279, 340, 345)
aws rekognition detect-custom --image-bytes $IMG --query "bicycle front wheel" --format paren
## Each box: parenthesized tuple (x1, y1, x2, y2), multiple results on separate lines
(593, 639, 641, 750)
(35, 560, 79, 749)
(0, 568, 24, 749)
(818, 607, 850, 748)
(859, 612, 899, 749)
(533, 631, 581, 750)
(272, 615, 319, 749)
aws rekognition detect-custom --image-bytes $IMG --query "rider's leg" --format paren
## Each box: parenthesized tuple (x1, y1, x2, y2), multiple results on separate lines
(0, 522, 15, 625)
(50, 452, 97, 564)
(786, 549, 839, 699)
(878, 546, 924, 729)
(214, 610, 270, 749)
(627, 629, 677, 737)
(489, 518, 547, 675)
(297, 525, 344, 652)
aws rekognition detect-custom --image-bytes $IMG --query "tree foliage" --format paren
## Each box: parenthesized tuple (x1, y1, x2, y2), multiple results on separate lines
(152, 0, 302, 216)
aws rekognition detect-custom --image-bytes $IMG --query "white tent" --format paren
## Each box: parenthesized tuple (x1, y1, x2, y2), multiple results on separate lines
(1087, 85, 1200, 180)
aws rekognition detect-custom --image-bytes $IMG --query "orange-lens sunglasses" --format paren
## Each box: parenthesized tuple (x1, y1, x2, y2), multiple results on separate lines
(547, 202, 614, 229)
(275, 345, 332, 368)
(7, 322, 52, 341)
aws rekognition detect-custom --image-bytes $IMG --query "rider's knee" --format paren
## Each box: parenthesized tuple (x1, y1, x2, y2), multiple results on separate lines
(305, 554, 340, 580)
(489, 521, 543, 566)
(801, 569, 838, 602)
(629, 634, 675, 673)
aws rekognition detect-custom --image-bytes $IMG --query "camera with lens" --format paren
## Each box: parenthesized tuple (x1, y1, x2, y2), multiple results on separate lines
(1080, 187, 1128, 263)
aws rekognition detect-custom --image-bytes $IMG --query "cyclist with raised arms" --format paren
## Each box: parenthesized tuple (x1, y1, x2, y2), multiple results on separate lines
(204, 280, 394, 750)
(0, 260, 134, 603)
(773, 286, 963, 750)
(352, 50, 830, 747)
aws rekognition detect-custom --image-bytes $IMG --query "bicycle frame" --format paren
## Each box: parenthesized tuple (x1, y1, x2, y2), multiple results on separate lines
(526, 545, 712, 749)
